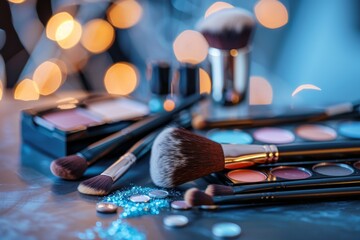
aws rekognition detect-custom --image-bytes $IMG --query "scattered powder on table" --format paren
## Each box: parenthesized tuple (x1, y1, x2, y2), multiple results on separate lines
(77, 186, 182, 239)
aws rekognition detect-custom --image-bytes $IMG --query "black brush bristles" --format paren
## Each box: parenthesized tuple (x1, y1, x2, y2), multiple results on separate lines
(197, 8, 255, 50)
(184, 188, 214, 206)
(205, 184, 234, 196)
(150, 128, 225, 188)
(77, 175, 113, 196)
(50, 155, 87, 180)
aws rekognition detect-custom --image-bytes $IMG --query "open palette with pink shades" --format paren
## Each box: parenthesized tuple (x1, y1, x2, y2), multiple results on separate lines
(204, 119, 360, 187)
(21, 94, 149, 158)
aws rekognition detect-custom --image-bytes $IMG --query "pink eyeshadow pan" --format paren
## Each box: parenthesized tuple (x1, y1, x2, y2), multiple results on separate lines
(253, 127, 295, 144)
(227, 169, 267, 183)
(354, 161, 360, 170)
(295, 124, 337, 141)
(271, 166, 312, 180)
(42, 109, 102, 130)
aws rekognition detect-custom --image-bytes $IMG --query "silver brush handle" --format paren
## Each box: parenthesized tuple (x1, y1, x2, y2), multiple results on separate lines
(208, 48, 249, 105)
(101, 153, 137, 181)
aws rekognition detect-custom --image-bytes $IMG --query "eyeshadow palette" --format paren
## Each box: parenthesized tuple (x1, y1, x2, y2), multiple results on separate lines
(217, 159, 360, 186)
(21, 94, 149, 158)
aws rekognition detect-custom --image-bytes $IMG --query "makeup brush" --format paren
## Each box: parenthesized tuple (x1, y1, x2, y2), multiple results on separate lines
(205, 175, 360, 196)
(192, 100, 360, 130)
(185, 186, 360, 207)
(50, 93, 205, 180)
(150, 128, 360, 187)
(197, 8, 255, 105)
(78, 114, 193, 196)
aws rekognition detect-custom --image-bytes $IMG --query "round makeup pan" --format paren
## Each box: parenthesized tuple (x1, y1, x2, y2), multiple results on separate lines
(253, 127, 295, 144)
(207, 129, 253, 144)
(354, 161, 360, 170)
(227, 169, 267, 183)
(270, 166, 312, 180)
(338, 121, 360, 139)
(295, 124, 337, 141)
(312, 163, 354, 177)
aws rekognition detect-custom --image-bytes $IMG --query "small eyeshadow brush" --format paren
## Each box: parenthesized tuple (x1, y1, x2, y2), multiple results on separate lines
(205, 175, 360, 196)
(50, 93, 205, 180)
(185, 187, 360, 206)
(150, 128, 360, 187)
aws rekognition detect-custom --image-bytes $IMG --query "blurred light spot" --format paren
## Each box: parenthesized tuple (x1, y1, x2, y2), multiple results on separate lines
(230, 49, 238, 57)
(57, 103, 77, 109)
(107, 0, 143, 29)
(292, 84, 321, 97)
(249, 76, 273, 105)
(33, 60, 64, 96)
(199, 68, 211, 94)
(8, 0, 26, 3)
(14, 79, 40, 101)
(46, 12, 73, 41)
(56, 97, 79, 104)
(56, 19, 82, 49)
(173, 30, 209, 64)
(104, 62, 138, 95)
(205, 2, 234, 18)
(81, 19, 115, 54)
(163, 99, 176, 112)
(0, 81, 3, 101)
(254, 0, 288, 29)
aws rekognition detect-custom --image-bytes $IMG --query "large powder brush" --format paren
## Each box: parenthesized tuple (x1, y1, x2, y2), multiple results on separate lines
(150, 128, 360, 188)
(197, 8, 255, 105)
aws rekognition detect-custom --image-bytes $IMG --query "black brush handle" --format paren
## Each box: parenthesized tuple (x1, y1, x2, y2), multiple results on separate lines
(278, 141, 360, 161)
(214, 186, 360, 205)
(79, 94, 205, 163)
(233, 175, 360, 194)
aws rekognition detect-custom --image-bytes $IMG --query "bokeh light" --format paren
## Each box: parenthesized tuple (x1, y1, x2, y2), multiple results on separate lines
(104, 62, 138, 95)
(254, 0, 288, 29)
(46, 12, 73, 41)
(14, 78, 40, 101)
(204, 2, 234, 18)
(56, 19, 82, 49)
(33, 60, 64, 96)
(292, 84, 321, 97)
(163, 99, 176, 112)
(199, 68, 211, 94)
(8, 0, 26, 4)
(173, 30, 209, 64)
(107, 0, 143, 29)
(81, 19, 115, 54)
(249, 76, 273, 105)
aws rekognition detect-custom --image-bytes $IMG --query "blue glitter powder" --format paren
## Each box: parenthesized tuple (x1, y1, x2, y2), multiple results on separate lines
(102, 186, 181, 218)
(77, 220, 145, 240)
(78, 186, 182, 240)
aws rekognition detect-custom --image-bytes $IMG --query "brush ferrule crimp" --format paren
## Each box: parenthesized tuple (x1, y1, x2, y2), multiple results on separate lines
(223, 144, 279, 166)
(102, 153, 137, 181)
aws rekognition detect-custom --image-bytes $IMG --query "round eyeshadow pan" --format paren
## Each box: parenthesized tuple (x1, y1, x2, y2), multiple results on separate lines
(212, 222, 241, 238)
(163, 215, 189, 228)
(227, 169, 267, 183)
(313, 163, 354, 176)
(354, 161, 360, 170)
(207, 129, 253, 144)
(338, 121, 360, 139)
(253, 127, 295, 144)
(96, 202, 118, 213)
(295, 124, 337, 141)
(171, 200, 191, 210)
(129, 195, 150, 203)
(270, 166, 312, 180)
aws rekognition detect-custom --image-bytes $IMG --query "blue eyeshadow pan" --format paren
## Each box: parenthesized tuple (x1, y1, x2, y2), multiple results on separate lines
(207, 129, 253, 144)
(338, 121, 360, 139)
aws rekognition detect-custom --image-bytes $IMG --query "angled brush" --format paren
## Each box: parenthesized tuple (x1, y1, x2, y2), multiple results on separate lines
(50, 93, 205, 180)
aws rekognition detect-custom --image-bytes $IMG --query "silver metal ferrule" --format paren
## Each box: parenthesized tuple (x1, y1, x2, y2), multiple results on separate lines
(208, 47, 250, 105)
(223, 144, 279, 166)
(101, 153, 137, 181)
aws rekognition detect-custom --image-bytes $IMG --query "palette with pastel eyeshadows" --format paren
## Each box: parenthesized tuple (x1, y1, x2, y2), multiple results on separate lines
(212, 159, 360, 189)
(21, 94, 149, 158)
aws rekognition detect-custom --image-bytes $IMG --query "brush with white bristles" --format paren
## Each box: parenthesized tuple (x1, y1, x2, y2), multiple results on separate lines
(150, 128, 360, 188)
(196, 8, 255, 105)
